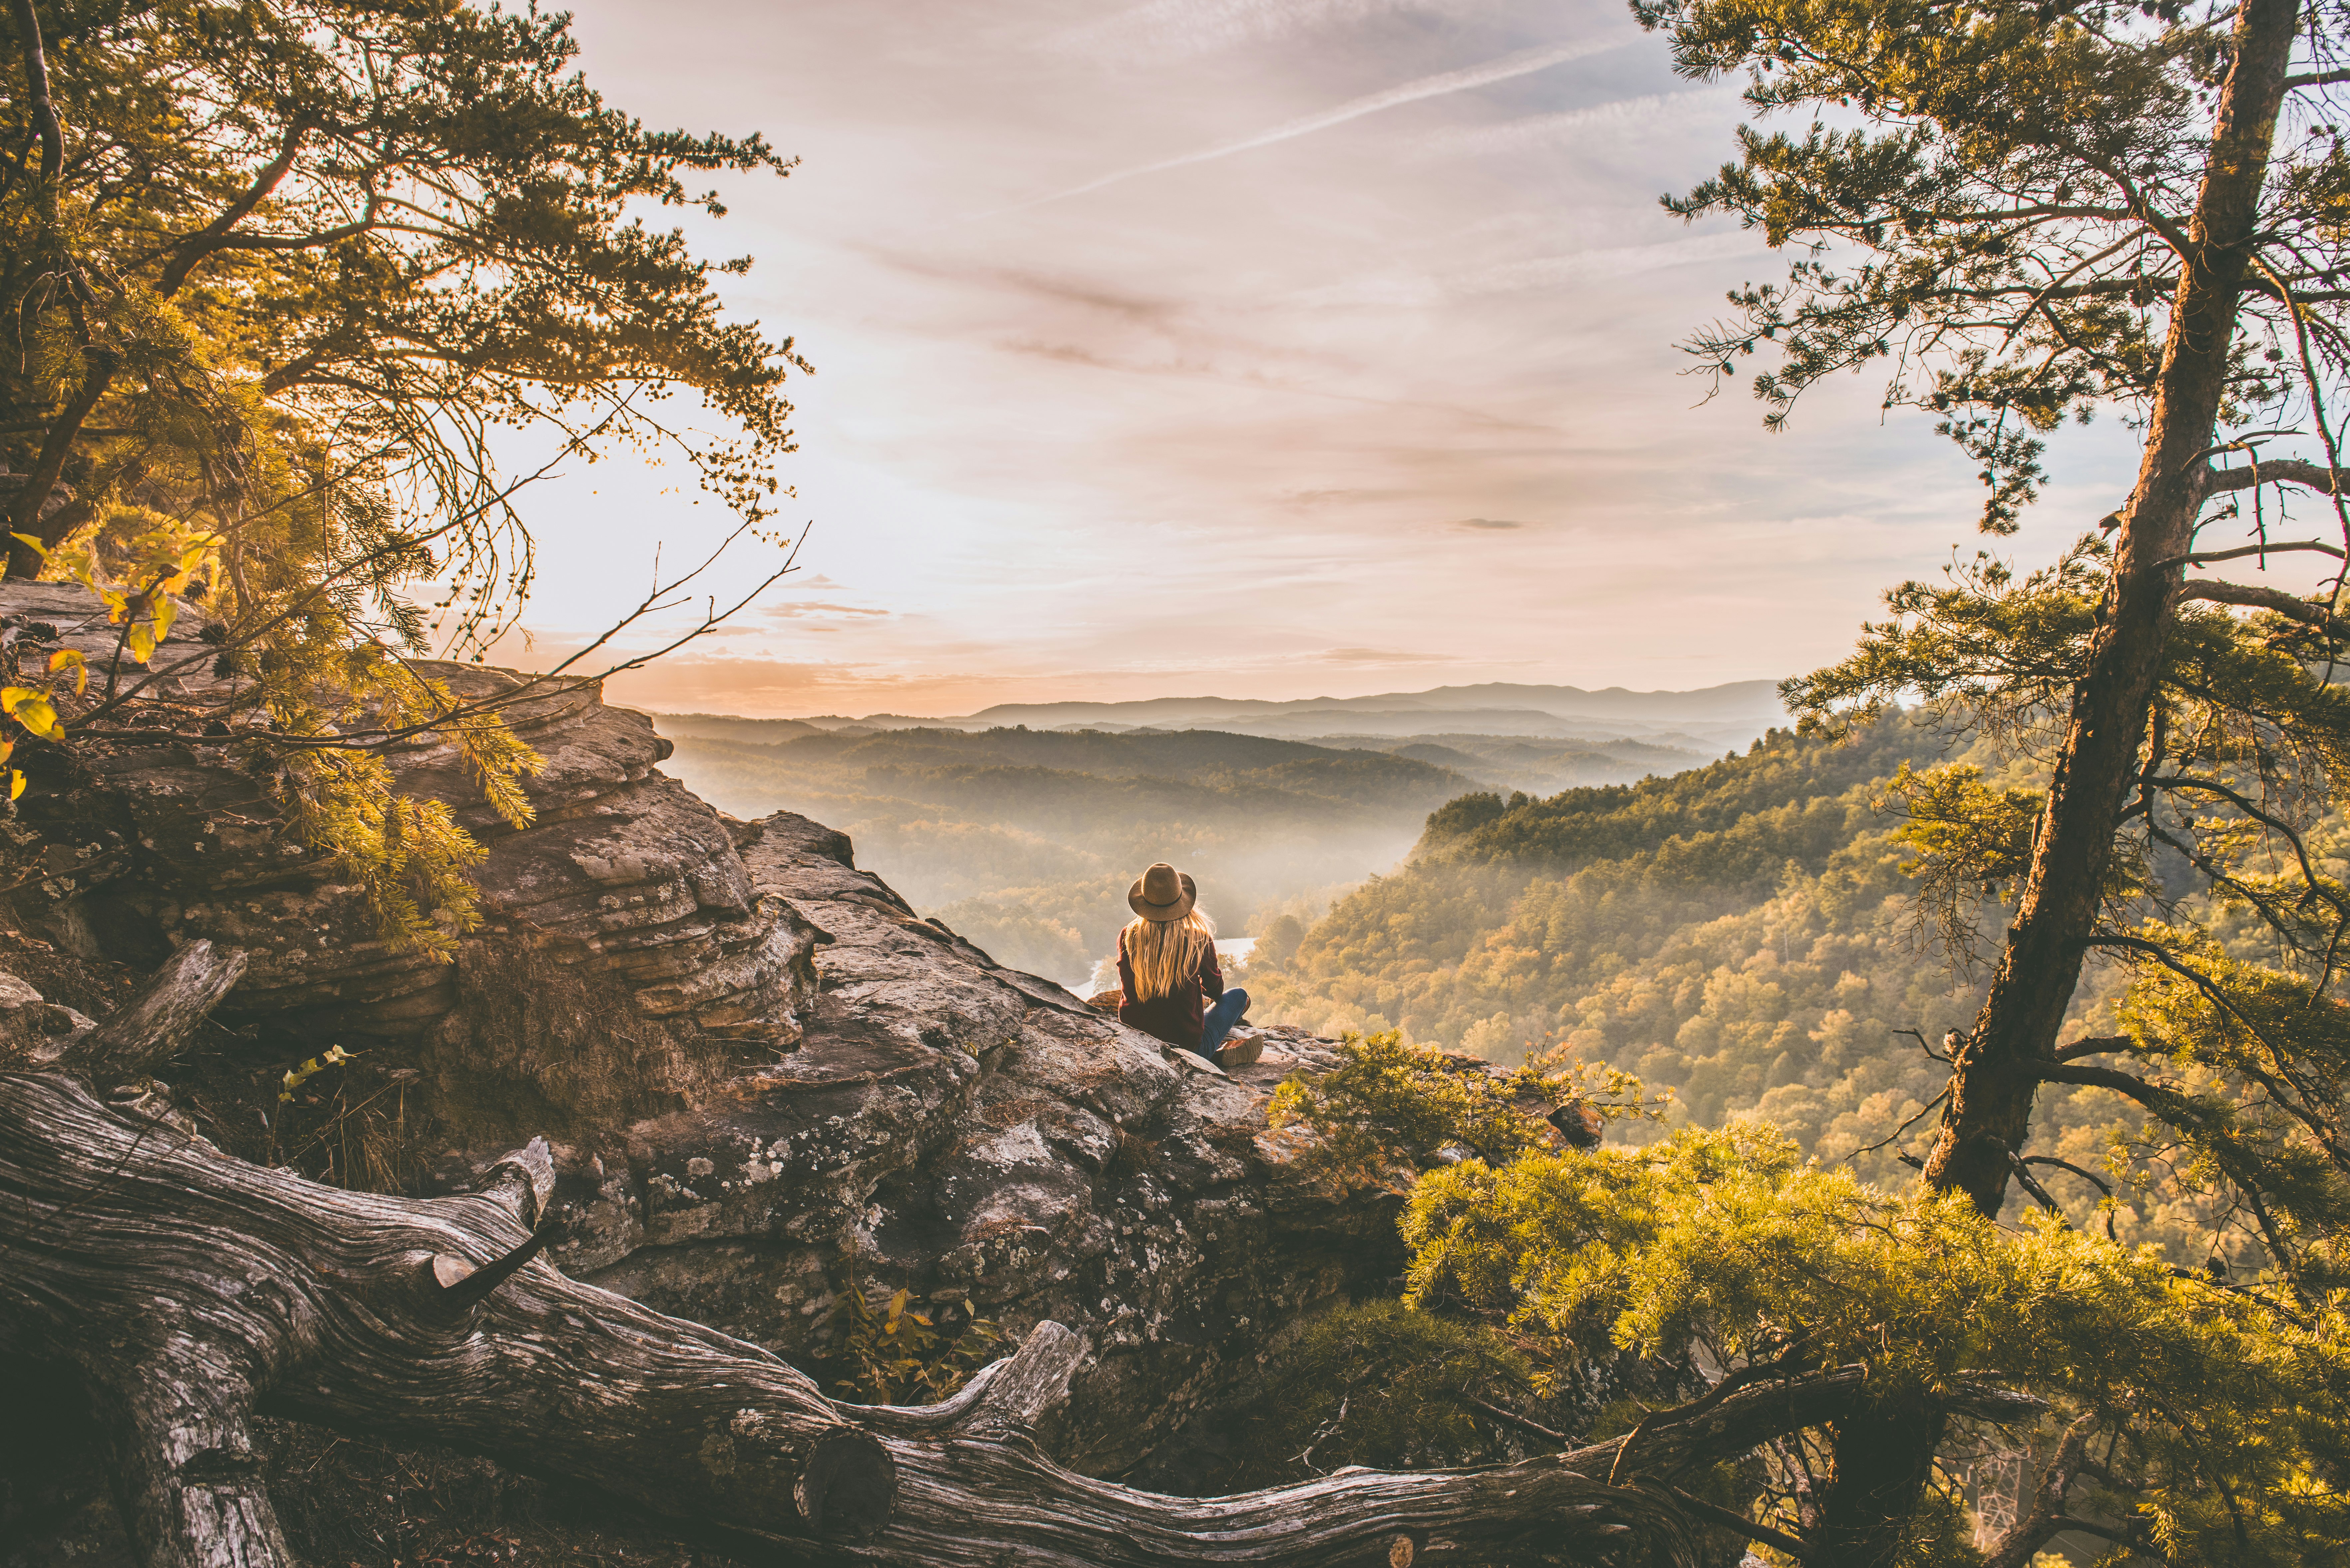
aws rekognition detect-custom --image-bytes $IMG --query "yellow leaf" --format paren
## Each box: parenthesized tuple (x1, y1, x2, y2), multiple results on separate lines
(0, 741, 16, 765)
(0, 687, 35, 715)
(8, 533, 44, 555)
(46, 649, 81, 672)
(127, 624, 155, 664)
(10, 771, 24, 802)
(12, 697, 58, 738)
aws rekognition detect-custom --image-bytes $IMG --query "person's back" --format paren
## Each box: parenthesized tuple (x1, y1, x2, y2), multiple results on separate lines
(1114, 861, 1260, 1068)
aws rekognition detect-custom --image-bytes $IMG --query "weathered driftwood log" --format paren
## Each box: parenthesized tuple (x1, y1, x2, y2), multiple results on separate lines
(0, 1072, 894, 1568)
(854, 1414, 1702, 1567)
(50, 937, 247, 1078)
(0, 1068, 1735, 1567)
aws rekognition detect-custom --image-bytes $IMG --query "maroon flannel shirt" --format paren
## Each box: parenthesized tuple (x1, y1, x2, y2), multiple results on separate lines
(1116, 930, 1222, 1053)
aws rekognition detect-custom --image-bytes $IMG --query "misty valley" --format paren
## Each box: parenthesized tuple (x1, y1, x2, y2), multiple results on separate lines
(653, 680, 1772, 992)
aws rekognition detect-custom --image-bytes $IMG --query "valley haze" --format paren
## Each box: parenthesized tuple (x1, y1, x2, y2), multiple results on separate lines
(649, 677, 1789, 992)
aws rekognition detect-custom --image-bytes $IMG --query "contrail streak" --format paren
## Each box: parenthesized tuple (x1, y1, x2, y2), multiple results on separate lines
(1422, 85, 1741, 158)
(1003, 34, 1637, 212)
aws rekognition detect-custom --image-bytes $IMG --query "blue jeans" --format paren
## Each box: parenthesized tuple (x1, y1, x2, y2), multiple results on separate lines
(1200, 987, 1250, 1055)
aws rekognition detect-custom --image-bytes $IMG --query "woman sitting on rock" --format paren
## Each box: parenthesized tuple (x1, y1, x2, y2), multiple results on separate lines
(1117, 861, 1261, 1069)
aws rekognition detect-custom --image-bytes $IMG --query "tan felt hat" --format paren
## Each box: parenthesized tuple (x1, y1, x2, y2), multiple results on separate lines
(1128, 861, 1196, 922)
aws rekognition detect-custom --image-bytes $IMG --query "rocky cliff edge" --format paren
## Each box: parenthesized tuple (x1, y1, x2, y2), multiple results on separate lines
(0, 581, 1403, 1485)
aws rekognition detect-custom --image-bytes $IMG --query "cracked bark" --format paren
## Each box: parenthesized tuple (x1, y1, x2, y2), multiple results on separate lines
(0, 1069, 1738, 1567)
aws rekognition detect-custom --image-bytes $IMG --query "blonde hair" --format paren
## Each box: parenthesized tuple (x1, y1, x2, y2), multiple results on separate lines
(1122, 909, 1216, 1002)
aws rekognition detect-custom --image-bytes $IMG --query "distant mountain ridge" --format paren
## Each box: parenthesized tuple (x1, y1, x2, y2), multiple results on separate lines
(650, 679, 1788, 749)
(963, 680, 1785, 729)
(649, 725, 1486, 988)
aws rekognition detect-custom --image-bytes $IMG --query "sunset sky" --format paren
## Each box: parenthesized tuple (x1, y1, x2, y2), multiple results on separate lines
(503, 0, 2155, 718)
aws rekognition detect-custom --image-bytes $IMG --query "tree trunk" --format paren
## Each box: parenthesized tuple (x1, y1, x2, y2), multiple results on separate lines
(2, 352, 112, 581)
(1813, 1399, 1946, 1568)
(0, 1069, 1732, 1567)
(1921, 0, 2301, 1219)
(1850, 8, 2309, 1568)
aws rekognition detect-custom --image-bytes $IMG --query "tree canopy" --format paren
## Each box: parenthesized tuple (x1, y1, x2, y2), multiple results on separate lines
(1651, 0, 2350, 534)
(0, 0, 806, 950)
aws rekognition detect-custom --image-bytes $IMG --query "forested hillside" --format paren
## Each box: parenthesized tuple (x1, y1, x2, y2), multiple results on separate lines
(657, 725, 1478, 986)
(1308, 732, 1707, 795)
(1249, 718, 2181, 1227)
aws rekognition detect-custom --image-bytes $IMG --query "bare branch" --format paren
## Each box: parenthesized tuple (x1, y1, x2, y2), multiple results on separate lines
(1847, 1085, 1952, 1161)
(2144, 774, 2343, 914)
(156, 123, 307, 297)
(2022, 1154, 2117, 1214)
(2202, 457, 2350, 496)
(2004, 1147, 2067, 1214)
(2172, 540, 2346, 566)
(1981, 1415, 2098, 1568)
(2031, 1058, 2173, 1111)
(2180, 579, 2350, 629)
(2052, 1035, 2133, 1063)
(1451, 1390, 1566, 1444)
(9, 0, 62, 185)
(1668, 1486, 1811, 1561)
(52, 940, 248, 1082)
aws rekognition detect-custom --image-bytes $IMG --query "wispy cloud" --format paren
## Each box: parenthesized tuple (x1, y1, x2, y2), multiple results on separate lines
(1421, 85, 1741, 159)
(762, 600, 894, 620)
(1003, 33, 1637, 211)
(1281, 487, 1411, 507)
(1286, 228, 1758, 310)
(1055, 0, 1492, 67)
(1321, 645, 1463, 663)
(1457, 517, 1527, 529)
(1458, 229, 1760, 292)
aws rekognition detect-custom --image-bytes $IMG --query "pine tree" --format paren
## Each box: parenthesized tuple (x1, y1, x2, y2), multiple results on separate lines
(1260, 6, 2350, 1562)
(1651, 0, 2350, 1227)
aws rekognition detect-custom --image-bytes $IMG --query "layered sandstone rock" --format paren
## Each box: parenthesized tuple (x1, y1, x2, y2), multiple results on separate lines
(568, 810, 1401, 1479)
(0, 582, 1401, 1484)
(0, 582, 817, 1147)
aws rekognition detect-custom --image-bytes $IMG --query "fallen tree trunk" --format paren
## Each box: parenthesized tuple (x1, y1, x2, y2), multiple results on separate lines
(1, 938, 2000, 1568)
(0, 1072, 894, 1568)
(0, 1069, 1730, 1567)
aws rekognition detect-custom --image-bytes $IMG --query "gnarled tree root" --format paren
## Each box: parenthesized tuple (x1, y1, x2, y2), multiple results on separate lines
(0, 1070, 1733, 1567)
(0, 1072, 891, 1567)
